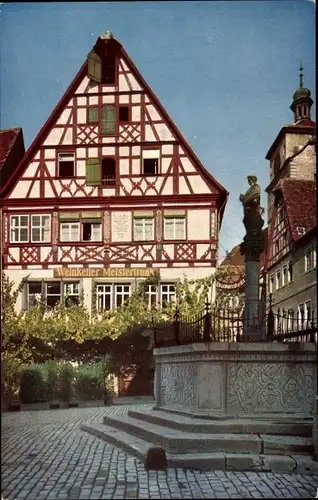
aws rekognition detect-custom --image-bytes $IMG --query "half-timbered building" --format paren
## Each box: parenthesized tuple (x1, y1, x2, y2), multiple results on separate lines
(0, 32, 228, 314)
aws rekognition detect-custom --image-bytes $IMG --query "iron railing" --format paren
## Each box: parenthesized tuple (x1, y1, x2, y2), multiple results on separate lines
(153, 297, 317, 348)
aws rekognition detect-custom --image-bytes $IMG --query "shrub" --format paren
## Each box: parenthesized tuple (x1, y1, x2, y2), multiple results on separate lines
(36, 361, 60, 401)
(74, 362, 106, 401)
(58, 363, 74, 402)
(19, 368, 47, 404)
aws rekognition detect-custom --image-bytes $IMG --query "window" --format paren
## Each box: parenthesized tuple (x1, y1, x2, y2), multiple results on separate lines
(46, 282, 61, 308)
(102, 105, 116, 134)
(297, 303, 305, 328)
(282, 266, 287, 287)
(31, 215, 50, 243)
(60, 222, 80, 242)
(269, 274, 274, 294)
(10, 215, 29, 242)
(87, 51, 102, 83)
(288, 261, 293, 282)
(88, 107, 99, 123)
(282, 231, 288, 249)
(133, 217, 154, 241)
(145, 285, 158, 308)
(28, 282, 42, 308)
(142, 149, 160, 175)
(96, 284, 112, 311)
(102, 158, 116, 186)
(64, 282, 79, 306)
(119, 106, 129, 122)
(103, 56, 115, 84)
(82, 222, 102, 242)
(305, 245, 316, 272)
(143, 158, 158, 175)
(305, 300, 311, 326)
(160, 284, 175, 305)
(58, 152, 75, 178)
(115, 285, 131, 307)
(27, 281, 80, 309)
(277, 208, 283, 225)
(86, 158, 101, 186)
(164, 217, 185, 240)
(287, 309, 294, 331)
(275, 270, 281, 289)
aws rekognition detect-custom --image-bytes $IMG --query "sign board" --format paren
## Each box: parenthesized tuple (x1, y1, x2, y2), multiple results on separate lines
(54, 267, 159, 278)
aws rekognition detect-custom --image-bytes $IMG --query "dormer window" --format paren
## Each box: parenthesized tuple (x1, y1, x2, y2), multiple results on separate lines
(87, 51, 102, 83)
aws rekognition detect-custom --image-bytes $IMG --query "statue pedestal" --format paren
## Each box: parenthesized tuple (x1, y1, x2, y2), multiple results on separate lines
(154, 342, 316, 423)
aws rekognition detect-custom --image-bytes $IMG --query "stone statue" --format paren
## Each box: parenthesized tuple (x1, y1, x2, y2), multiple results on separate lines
(239, 175, 265, 259)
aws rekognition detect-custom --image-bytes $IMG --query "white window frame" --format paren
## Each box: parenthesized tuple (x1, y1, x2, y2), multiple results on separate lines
(305, 245, 316, 272)
(64, 282, 80, 306)
(115, 284, 131, 308)
(305, 300, 311, 325)
(31, 215, 51, 243)
(164, 217, 185, 240)
(282, 265, 287, 287)
(58, 152, 75, 177)
(275, 270, 281, 290)
(133, 217, 154, 241)
(145, 285, 158, 308)
(287, 261, 293, 282)
(297, 303, 305, 328)
(82, 222, 102, 242)
(60, 222, 80, 242)
(27, 282, 42, 309)
(160, 283, 176, 305)
(10, 215, 29, 243)
(96, 284, 113, 312)
(269, 274, 274, 294)
(287, 309, 294, 331)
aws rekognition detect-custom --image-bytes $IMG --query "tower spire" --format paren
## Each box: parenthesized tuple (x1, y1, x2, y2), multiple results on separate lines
(290, 63, 313, 123)
(299, 62, 304, 88)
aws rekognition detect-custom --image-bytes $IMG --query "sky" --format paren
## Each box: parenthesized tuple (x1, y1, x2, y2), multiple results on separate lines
(0, 1, 316, 262)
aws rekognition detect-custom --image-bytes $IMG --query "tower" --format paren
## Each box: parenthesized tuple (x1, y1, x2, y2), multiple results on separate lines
(265, 65, 316, 226)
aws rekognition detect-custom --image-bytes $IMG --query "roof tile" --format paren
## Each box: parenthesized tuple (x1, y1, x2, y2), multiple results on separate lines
(0, 128, 21, 171)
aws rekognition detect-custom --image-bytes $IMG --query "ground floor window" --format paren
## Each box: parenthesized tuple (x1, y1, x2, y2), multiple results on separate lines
(26, 281, 80, 309)
(96, 283, 131, 311)
(143, 283, 176, 307)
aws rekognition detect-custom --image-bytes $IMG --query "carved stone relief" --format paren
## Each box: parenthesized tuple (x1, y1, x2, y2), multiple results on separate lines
(160, 363, 197, 409)
(228, 363, 315, 414)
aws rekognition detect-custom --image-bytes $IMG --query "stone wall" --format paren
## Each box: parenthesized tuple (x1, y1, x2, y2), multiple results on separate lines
(153, 342, 317, 420)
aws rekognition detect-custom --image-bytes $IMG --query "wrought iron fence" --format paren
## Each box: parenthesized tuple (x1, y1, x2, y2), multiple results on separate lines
(153, 297, 317, 348)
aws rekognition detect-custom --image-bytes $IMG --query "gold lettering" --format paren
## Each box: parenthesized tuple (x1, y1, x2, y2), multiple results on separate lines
(110, 269, 116, 277)
(117, 269, 123, 277)
(91, 269, 96, 276)
(102, 268, 111, 277)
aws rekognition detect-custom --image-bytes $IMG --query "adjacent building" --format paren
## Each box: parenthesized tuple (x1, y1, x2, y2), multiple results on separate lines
(0, 32, 228, 314)
(264, 67, 316, 330)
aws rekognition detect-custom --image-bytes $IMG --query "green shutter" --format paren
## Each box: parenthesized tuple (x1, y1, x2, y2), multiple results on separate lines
(88, 107, 99, 123)
(86, 158, 101, 186)
(102, 105, 116, 134)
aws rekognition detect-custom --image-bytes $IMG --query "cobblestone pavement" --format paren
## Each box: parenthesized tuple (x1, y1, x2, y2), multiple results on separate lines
(1, 405, 318, 499)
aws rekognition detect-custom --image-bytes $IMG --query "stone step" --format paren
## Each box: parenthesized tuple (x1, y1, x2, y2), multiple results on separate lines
(81, 422, 318, 475)
(128, 409, 312, 437)
(101, 413, 313, 455)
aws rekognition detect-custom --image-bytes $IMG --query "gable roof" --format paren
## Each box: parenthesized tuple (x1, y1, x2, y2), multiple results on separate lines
(1, 35, 228, 216)
(274, 179, 316, 242)
(0, 128, 22, 171)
